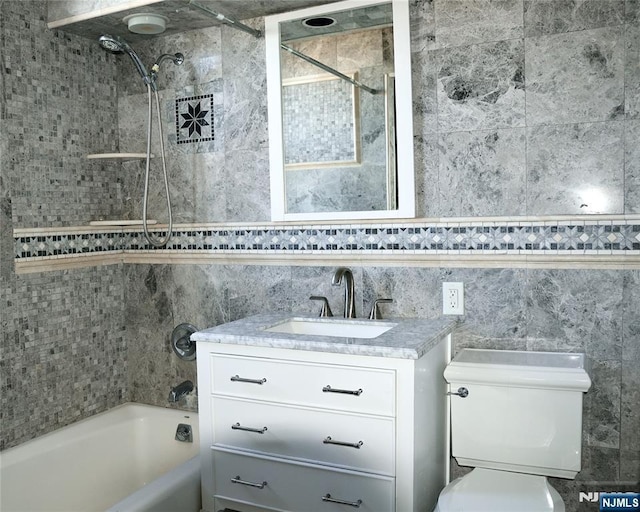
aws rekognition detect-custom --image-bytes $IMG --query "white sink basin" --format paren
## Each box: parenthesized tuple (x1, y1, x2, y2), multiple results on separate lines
(264, 318, 396, 339)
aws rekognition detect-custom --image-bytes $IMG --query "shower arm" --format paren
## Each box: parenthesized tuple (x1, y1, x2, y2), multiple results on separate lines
(188, 0, 262, 38)
(150, 53, 184, 84)
(280, 44, 380, 95)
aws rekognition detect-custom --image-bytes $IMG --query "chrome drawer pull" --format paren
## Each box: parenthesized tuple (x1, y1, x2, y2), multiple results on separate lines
(323, 436, 363, 449)
(231, 476, 267, 489)
(322, 385, 363, 396)
(322, 494, 362, 508)
(232, 422, 268, 434)
(230, 375, 267, 385)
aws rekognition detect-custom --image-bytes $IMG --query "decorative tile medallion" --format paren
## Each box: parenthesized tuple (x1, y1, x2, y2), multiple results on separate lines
(175, 94, 215, 144)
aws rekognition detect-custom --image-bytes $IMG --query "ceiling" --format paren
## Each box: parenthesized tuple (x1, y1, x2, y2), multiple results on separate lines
(280, 2, 392, 42)
(48, 0, 338, 42)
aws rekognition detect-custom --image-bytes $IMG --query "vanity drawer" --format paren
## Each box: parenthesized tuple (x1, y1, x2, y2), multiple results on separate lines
(212, 448, 395, 512)
(210, 355, 395, 416)
(212, 396, 395, 475)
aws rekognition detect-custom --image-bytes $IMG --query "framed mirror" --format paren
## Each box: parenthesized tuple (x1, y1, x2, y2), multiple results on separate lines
(266, 0, 415, 222)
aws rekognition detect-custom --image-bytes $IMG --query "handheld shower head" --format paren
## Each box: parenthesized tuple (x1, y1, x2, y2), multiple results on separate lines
(98, 35, 124, 54)
(98, 34, 154, 90)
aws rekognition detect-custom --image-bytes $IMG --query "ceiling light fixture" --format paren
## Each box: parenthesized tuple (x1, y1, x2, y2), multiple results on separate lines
(302, 16, 336, 28)
(123, 13, 169, 35)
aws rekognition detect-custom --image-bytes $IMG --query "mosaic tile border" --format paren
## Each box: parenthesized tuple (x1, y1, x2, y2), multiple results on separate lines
(15, 221, 640, 260)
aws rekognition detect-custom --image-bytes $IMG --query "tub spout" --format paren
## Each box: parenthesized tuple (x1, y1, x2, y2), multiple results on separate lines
(168, 380, 194, 403)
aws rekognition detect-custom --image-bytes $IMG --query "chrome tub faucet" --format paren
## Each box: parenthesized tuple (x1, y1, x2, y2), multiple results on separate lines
(168, 380, 194, 403)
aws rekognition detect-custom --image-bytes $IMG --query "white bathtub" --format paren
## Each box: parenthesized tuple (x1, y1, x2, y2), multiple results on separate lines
(0, 403, 201, 512)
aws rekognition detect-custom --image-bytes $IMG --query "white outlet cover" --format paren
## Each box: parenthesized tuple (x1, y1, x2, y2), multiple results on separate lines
(443, 282, 464, 315)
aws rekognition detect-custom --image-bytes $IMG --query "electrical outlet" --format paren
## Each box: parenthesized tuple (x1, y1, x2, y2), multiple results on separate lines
(443, 282, 464, 315)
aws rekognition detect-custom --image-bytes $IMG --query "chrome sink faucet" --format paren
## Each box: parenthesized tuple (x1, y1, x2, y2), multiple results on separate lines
(332, 267, 356, 318)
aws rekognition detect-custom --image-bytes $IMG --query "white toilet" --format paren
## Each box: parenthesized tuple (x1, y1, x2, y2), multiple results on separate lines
(435, 349, 592, 512)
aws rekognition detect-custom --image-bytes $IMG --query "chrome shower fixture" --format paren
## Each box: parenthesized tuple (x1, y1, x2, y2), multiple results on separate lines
(98, 34, 184, 92)
(98, 34, 155, 89)
(154, 53, 185, 67)
(98, 34, 184, 248)
(150, 52, 184, 84)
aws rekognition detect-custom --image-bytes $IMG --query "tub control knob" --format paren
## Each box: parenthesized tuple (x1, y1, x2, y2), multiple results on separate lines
(447, 387, 469, 398)
(171, 323, 198, 361)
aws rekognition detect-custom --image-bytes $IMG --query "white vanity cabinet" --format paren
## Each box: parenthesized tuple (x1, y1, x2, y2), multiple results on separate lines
(194, 315, 454, 512)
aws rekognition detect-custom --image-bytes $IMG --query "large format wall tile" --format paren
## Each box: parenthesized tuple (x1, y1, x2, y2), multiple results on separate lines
(525, 270, 624, 360)
(582, 359, 621, 450)
(223, 149, 270, 222)
(361, 266, 441, 319)
(620, 361, 640, 483)
(436, 39, 525, 132)
(220, 21, 268, 153)
(438, 128, 526, 217)
(525, 26, 625, 126)
(626, 21, 640, 119)
(124, 264, 200, 410)
(524, 0, 625, 37)
(435, 0, 524, 48)
(413, 132, 440, 217)
(447, 267, 528, 350)
(526, 122, 624, 215)
(622, 270, 640, 362)
(411, 48, 438, 134)
(626, 120, 640, 212)
(410, 0, 436, 53)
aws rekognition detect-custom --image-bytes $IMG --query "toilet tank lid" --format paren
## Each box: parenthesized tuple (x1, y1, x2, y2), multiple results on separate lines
(444, 349, 591, 392)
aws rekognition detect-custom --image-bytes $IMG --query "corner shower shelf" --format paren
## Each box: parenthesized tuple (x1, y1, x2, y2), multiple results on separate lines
(86, 153, 153, 161)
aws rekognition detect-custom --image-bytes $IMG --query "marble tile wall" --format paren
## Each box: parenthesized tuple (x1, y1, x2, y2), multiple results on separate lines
(123, 263, 640, 510)
(110, 0, 639, 507)
(411, 0, 638, 218)
(111, 0, 640, 224)
(1, 0, 638, 508)
(0, 0, 128, 449)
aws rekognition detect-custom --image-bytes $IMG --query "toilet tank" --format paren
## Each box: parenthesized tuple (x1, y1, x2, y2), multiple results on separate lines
(444, 349, 591, 479)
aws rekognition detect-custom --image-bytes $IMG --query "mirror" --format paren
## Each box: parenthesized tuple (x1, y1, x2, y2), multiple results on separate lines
(266, 0, 415, 222)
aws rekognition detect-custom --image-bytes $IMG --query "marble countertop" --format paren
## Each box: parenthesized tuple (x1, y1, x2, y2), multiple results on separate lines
(192, 313, 457, 359)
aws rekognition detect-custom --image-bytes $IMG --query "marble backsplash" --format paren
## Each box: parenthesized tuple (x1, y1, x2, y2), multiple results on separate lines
(125, 262, 640, 509)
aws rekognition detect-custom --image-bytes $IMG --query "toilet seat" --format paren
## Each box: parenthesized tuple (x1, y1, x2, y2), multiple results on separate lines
(434, 468, 565, 512)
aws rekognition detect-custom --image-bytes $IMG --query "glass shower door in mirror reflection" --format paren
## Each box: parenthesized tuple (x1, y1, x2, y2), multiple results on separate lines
(266, 0, 415, 222)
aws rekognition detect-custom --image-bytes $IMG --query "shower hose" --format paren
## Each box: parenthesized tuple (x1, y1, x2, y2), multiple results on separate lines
(142, 83, 173, 248)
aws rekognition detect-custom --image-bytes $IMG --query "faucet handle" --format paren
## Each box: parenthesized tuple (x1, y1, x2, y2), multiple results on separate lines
(368, 298, 393, 320)
(310, 296, 333, 317)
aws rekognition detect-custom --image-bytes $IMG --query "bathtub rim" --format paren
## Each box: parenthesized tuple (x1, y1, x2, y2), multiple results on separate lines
(0, 402, 199, 466)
